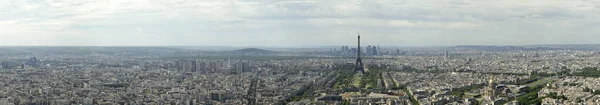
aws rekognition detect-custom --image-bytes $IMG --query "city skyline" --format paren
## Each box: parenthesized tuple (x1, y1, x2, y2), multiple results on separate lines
(1, 0, 600, 103)
(1, 0, 600, 46)
(1, 32, 600, 104)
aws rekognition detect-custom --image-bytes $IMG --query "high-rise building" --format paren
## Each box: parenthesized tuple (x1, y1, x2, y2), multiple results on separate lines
(219, 60, 230, 70)
(26, 57, 39, 66)
(1, 61, 8, 69)
(175, 60, 183, 70)
(196, 61, 207, 72)
(377, 45, 381, 55)
(176, 60, 197, 72)
(191, 60, 197, 72)
(371, 45, 377, 55)
(208, 61, 217, 72)
(366, 45, 372, 55)
(350, 48, 357, 55)
(183, 61, 192, 72)
(236, 61, 251, 74)
(341, 46, 351, 55)
(236, 62, 243, 74)
(227, 59, 232, 69)
(19, 63, 25, 69)
(362, 45, 379, 56)
(444, 51, 449, 59)
(345, 46, 349, 52)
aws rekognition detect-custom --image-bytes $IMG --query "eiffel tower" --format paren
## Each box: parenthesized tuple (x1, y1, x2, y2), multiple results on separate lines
(355, 34, 365, 73)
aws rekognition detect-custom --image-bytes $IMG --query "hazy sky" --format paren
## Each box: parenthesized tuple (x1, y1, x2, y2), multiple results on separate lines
(1, 0, 599, 47)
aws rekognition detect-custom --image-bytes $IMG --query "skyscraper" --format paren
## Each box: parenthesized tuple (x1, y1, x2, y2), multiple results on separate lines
(1, 61, 8, 69)
(371, 45, 377, 55)
(176, 60, 197, 72)
(236, 61, 250, 74)
(341, 46, 350, 55)
(197, 61, 207, 72)
(26, 57, 39, 66)
(19, 64, 25, 69)
(191, 60, 197, 72)
(175, 61, 181, 70)
(355, 35, 365, 73)
(209, 61, 218, 73)
(444, 51, 449, 59)
(366, 45, 372, 56)
(227, 59, 231, 69)
(377, 45, 381, 55)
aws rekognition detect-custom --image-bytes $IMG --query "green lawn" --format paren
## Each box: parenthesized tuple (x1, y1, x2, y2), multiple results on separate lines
(525, 77, 554, 87)
(352, 75, 362, 87)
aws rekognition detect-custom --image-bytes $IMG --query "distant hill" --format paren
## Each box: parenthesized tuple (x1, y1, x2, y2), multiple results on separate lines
(228, 48, 276, 55)
(454, 45, 559, 51)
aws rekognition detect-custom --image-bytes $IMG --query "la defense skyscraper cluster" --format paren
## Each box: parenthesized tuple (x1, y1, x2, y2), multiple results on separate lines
(355, 35, 365, 73)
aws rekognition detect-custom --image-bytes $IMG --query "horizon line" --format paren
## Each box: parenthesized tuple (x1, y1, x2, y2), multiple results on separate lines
(0, 43, 599, 48)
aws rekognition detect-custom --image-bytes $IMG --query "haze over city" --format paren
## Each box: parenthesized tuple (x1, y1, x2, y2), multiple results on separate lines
(1, 0, 600, 46)
(4, 0, 600, 105)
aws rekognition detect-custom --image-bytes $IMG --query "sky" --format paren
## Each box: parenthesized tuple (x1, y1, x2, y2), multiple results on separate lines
(0, 0, 599, 47)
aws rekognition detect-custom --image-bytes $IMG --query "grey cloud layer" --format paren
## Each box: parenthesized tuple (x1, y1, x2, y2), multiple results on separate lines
(0, 0, 599, 46)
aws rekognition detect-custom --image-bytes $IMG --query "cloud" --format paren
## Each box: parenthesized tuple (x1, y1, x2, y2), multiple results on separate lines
(0, 0, 599, 46)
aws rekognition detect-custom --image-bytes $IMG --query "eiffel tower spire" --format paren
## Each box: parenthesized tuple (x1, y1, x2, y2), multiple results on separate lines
(355, 34, 365, 73)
